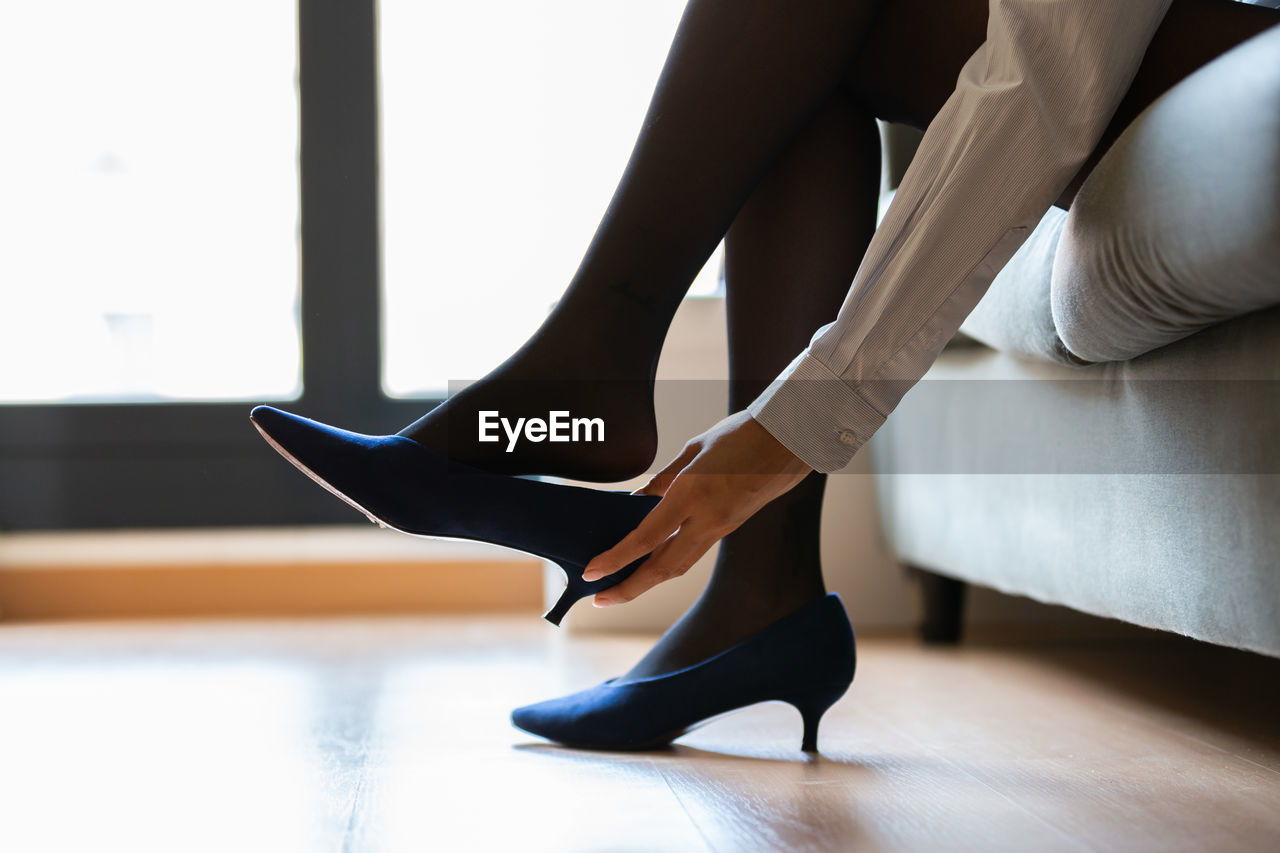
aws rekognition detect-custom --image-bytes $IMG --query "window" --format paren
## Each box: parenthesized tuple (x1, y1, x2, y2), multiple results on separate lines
(0, 1, 715, 531)
(380, 0, 720, 397)
(0, 2, 300, 405)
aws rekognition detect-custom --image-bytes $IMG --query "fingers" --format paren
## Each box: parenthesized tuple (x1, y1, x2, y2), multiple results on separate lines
(592, 524, 720, 607)
(580, 494, 689, 582)
(584, 441, 701, 581)
(575, 412, 814, 610)
(635, 442, 698, 497)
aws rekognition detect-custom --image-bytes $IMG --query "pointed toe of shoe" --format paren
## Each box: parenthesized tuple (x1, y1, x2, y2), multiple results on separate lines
(248, 404, 281, 427)
(509, 689, 627, 749)
(511, 693, 580, 741)
(510, 680, 689, 751)
(248, 406, 418, 524)
(251, 406, 356, 455)
(251, 406, 320, 454)
(249, 405, 323, 444)
(510, 703, 544, 736)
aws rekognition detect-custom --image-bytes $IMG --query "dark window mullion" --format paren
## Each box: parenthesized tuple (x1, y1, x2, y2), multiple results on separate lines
(297, 0, 383, 425)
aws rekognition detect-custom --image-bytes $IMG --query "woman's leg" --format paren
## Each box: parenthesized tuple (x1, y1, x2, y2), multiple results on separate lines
(619, 0, 1278, 679)
(398, 0, 1274, 482)
(623, 94, 881, 679)
(398, 0, 887, 481)
(846, 0, 1280, 208)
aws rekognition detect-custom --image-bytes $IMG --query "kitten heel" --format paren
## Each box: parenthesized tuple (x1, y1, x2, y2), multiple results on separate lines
(797, 702, 830, 753)
(543, 581, 578, 627)
(788, 683, 850, 752)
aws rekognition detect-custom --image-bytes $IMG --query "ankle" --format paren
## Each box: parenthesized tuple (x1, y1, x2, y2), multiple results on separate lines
(699, 579, 824, 630)
(398, 376, 659, 481)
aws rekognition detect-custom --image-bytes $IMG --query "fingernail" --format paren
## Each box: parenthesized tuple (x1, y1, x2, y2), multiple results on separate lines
(582, 569, 602, 582)
(593, 596, 613, 608)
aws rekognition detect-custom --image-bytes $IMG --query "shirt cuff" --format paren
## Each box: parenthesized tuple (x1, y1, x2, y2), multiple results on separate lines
(747, 352, 888, 474)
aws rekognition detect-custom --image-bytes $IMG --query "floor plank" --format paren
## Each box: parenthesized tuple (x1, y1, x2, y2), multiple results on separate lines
(0, 617, 1277, 852)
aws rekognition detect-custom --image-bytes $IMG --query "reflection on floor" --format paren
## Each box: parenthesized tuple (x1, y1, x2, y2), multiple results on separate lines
(1, 616, 1277, 852)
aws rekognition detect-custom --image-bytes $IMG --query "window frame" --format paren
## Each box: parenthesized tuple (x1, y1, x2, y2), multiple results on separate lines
(0, 0, 431, 531)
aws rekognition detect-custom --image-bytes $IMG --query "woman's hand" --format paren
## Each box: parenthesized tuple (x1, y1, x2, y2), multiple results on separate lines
(581, 411, 813, 606)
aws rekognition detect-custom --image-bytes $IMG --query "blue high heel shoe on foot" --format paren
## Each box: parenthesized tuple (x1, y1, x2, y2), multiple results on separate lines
(249, 406, 660, 625)
(511, 593, 856, 752)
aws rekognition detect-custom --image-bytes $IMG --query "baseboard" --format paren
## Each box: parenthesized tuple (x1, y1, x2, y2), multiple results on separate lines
(0, 527, 542, 621)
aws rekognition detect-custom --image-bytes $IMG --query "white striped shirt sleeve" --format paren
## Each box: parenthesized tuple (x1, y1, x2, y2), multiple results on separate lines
(748, 0, 1172, 472)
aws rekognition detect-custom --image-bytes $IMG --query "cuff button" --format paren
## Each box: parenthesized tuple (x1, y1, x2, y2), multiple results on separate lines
(837, 429, 857, 446)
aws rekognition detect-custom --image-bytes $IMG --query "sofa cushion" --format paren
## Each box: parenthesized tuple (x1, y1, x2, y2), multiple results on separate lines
(957, 205, 1073, 363)
(1050, 24, 1280, 363)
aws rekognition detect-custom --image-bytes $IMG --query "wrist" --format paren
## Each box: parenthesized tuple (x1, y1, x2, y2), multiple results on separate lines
(746, 414, 813, 476)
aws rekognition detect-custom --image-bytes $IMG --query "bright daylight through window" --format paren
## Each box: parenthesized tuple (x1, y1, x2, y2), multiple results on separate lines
(380, 0, 723, 398)
(0, 2, 300, 403)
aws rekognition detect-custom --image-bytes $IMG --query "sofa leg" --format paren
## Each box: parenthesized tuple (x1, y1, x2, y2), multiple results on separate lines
(914, 568, 967, 645)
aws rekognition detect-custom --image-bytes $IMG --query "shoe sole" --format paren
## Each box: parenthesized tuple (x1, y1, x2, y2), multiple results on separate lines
(512, 701, 828, 752)
(252, 418, 399, 532)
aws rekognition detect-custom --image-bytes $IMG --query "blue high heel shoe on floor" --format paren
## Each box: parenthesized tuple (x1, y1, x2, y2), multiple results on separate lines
(511, 593, 856, 752)
(249, 406, 660, 625)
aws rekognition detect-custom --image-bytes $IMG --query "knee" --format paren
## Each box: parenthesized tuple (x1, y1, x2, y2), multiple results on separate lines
(1051, 25, 1280, 365)
(1049, 207, 1160, 365)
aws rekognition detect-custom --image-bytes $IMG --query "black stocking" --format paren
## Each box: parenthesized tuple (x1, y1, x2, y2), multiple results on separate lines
(398, 0, 886, 481)
(623, 94, 881, 680)
(398, 0, 1274, 481)
(615, 0, 1278, 678)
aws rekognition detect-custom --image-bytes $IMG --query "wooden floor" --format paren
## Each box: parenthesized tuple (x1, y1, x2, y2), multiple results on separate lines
(1, 616, 1278, 852)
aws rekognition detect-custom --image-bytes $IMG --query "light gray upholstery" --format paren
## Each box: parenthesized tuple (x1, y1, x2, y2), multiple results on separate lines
(873, 305, 1280, 656)
(958, 206, 1072, 363)
(874, 23, 1280, 656)
(874, 467, 1280, 656)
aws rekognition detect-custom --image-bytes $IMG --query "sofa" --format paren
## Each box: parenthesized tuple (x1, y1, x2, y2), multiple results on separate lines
(870, 22, 1280, 656)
